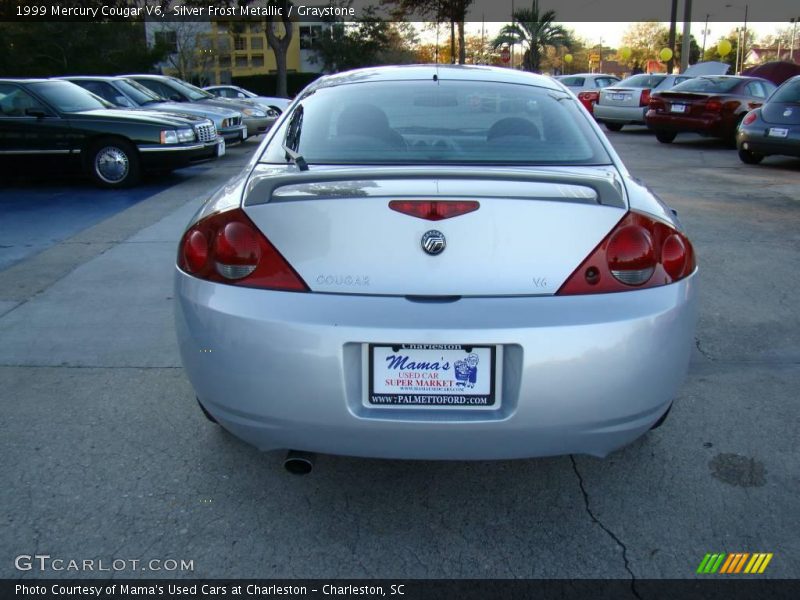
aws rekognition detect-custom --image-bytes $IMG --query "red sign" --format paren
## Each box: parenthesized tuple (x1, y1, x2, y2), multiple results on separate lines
(500, 47, 511, 64)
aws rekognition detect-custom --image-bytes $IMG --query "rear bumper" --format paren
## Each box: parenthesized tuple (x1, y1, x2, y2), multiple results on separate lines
(645, 111, 731, 138)
(175, 270, 699, 460)
(738, 127, 800, 157)
(593, 104, 647, 124)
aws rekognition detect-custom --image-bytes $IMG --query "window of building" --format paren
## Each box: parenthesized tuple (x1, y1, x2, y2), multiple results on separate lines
(217, 37, 230, 52)
(219, 56, 231, 68)
(235, 56, 248, 68)
(251, 36, 264, 50)
(154, 30, 178, 54)
(252, 56, 264, 68)
(234, 36, 247, 51)
(299, 25, 323, 50)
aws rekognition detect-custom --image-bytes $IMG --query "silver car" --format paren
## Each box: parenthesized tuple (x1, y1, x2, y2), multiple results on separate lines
(175, 65, 698, 472)
(126, 75, 277, 139)
(61, 76, 245, 145)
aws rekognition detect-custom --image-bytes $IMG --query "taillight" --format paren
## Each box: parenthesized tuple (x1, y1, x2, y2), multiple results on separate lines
(648, 96, 665, 111)
(742, 110, 758, 125)
(177, 208, 308, 291)
(577, 91, 599, 102)
(557, 212, 695, 295)
(389, 200, 479, 221)
(639, 89, 651, 107)
(705, 98, 722, 112)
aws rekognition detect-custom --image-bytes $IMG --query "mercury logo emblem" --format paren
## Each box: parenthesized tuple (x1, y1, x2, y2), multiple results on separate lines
(421, 230, 446, 255)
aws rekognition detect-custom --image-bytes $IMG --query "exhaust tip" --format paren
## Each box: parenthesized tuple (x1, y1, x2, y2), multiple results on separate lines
(284, 450, 315, 475)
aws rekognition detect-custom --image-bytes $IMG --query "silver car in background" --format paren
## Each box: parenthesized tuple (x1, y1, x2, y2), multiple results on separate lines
(175, 65, 698, 471)
(126, 74, 278, 139)
(61, 76, 246, 145)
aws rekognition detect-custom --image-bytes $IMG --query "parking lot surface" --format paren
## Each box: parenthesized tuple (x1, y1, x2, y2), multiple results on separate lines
(1, 130, 798, 580)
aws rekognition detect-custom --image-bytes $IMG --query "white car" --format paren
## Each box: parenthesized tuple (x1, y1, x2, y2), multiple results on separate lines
(555, 73, 620, 115)
(175, 65, 698, 474)
(204, 85, 291, 114)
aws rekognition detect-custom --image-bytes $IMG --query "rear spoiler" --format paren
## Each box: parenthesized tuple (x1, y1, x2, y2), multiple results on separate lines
(244, 167, 627, 209)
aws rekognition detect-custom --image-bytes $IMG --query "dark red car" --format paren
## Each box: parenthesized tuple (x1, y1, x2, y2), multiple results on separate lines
(645, 76, 777, 144)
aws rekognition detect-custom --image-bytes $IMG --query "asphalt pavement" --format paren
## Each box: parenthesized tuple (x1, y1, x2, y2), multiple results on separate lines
(1, 130, 798, 581)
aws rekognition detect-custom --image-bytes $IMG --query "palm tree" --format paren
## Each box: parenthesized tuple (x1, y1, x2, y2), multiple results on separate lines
(492, 0, 572, 72)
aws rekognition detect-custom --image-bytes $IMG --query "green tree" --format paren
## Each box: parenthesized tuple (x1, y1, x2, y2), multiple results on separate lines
(620, 21, 669, 69)
(383, 0, 473, 64)
(703, 30, 741, 71)
(657, 32, 701, 69)
(491, 0, 572, 72)
(311, 7, 417, 72)
(0, 22, 166, 77)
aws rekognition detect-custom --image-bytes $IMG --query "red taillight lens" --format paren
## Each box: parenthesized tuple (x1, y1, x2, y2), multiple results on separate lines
(705, 98, 722, 112)
(607, 225, 655, 285)
(742, 110, 758, 125)
(557, 212, 695, 296)
(577, 91, 599, 101)
(389, 200, 479, 221)
(177, 208, 308, 291)
(640, 89, 651, 107)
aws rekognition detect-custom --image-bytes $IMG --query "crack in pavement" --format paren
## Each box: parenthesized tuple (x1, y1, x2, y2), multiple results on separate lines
(694, 337, 715, 361)
(570, 455, 642, 600)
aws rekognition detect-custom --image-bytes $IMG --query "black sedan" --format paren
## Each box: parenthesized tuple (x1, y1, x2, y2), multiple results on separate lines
(0, 79, 224, 187)
(737, 75, 800, 164)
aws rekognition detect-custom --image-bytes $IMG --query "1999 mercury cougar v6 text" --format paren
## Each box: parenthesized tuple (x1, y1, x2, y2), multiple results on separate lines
(174, 65, 698, 471)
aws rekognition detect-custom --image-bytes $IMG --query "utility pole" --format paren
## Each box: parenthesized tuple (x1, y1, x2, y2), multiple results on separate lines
(701, 13, 710, 58)
(667, 0, 678, 74)
(681, 0, 693, 72)
(791, 18, 797, 63)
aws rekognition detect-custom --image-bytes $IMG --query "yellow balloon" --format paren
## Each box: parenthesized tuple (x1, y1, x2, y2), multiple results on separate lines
(717, 39, 732, 57)
(619, 47, 632, 61)
(659, 48, 673, 62)
(564, 54, 573, 63)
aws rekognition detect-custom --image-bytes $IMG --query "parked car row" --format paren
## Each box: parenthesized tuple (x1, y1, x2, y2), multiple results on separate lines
(558, 63, 799, 166)
(0, 75, 288, 187)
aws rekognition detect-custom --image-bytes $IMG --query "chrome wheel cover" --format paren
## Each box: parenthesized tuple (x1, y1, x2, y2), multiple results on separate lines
(94, 146, 129, 183)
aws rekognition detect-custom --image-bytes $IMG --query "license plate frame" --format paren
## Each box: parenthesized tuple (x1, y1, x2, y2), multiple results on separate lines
(670, 104, 687, 113)
(768, 127, 788, 138)
(364, 343, 502, 410)
(217, 139, 226, 157)
(612, 93, 626, 102)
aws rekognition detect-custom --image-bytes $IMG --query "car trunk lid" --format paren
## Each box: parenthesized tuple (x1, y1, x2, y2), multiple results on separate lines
(761, 103, 800, 125)
(242, 165, 627, 297)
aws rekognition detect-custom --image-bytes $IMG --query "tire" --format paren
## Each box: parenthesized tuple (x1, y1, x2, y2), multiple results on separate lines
(738, 147, 764, 165)
(605, 122, 624, 132)
(649, 403, 672, 430)
(86, 138, 140, 188)
(655, 131, 677, 144)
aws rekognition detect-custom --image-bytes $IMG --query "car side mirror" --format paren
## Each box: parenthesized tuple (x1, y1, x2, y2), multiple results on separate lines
(25, 108, 47, 118)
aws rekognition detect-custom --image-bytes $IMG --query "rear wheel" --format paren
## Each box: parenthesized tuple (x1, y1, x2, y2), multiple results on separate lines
(605, 122, 623, 132)
(86, 138, 140, 188)
(655, 131, 677, 144)
(738, 147, 764, 165)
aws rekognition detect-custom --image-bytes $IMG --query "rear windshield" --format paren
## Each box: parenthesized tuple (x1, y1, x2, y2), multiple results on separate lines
(671, 77, 741, 93)
(770, 79, 800, 103)
(261, 79, 611, 166)
(617, 74, 666, 88)
(558, 76, 585, 86)
(117, 79, 163, 104)
(172, 79, 214, 101)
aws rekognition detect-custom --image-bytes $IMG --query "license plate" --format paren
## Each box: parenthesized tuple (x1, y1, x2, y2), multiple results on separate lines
(768, 127, 788, 138)
(612, 93, 626, 101)
(670, 104, 687, 113)
(217, 140, 225, 157)
(365, 344, 501, 409)
(242, 128, 248, 141)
